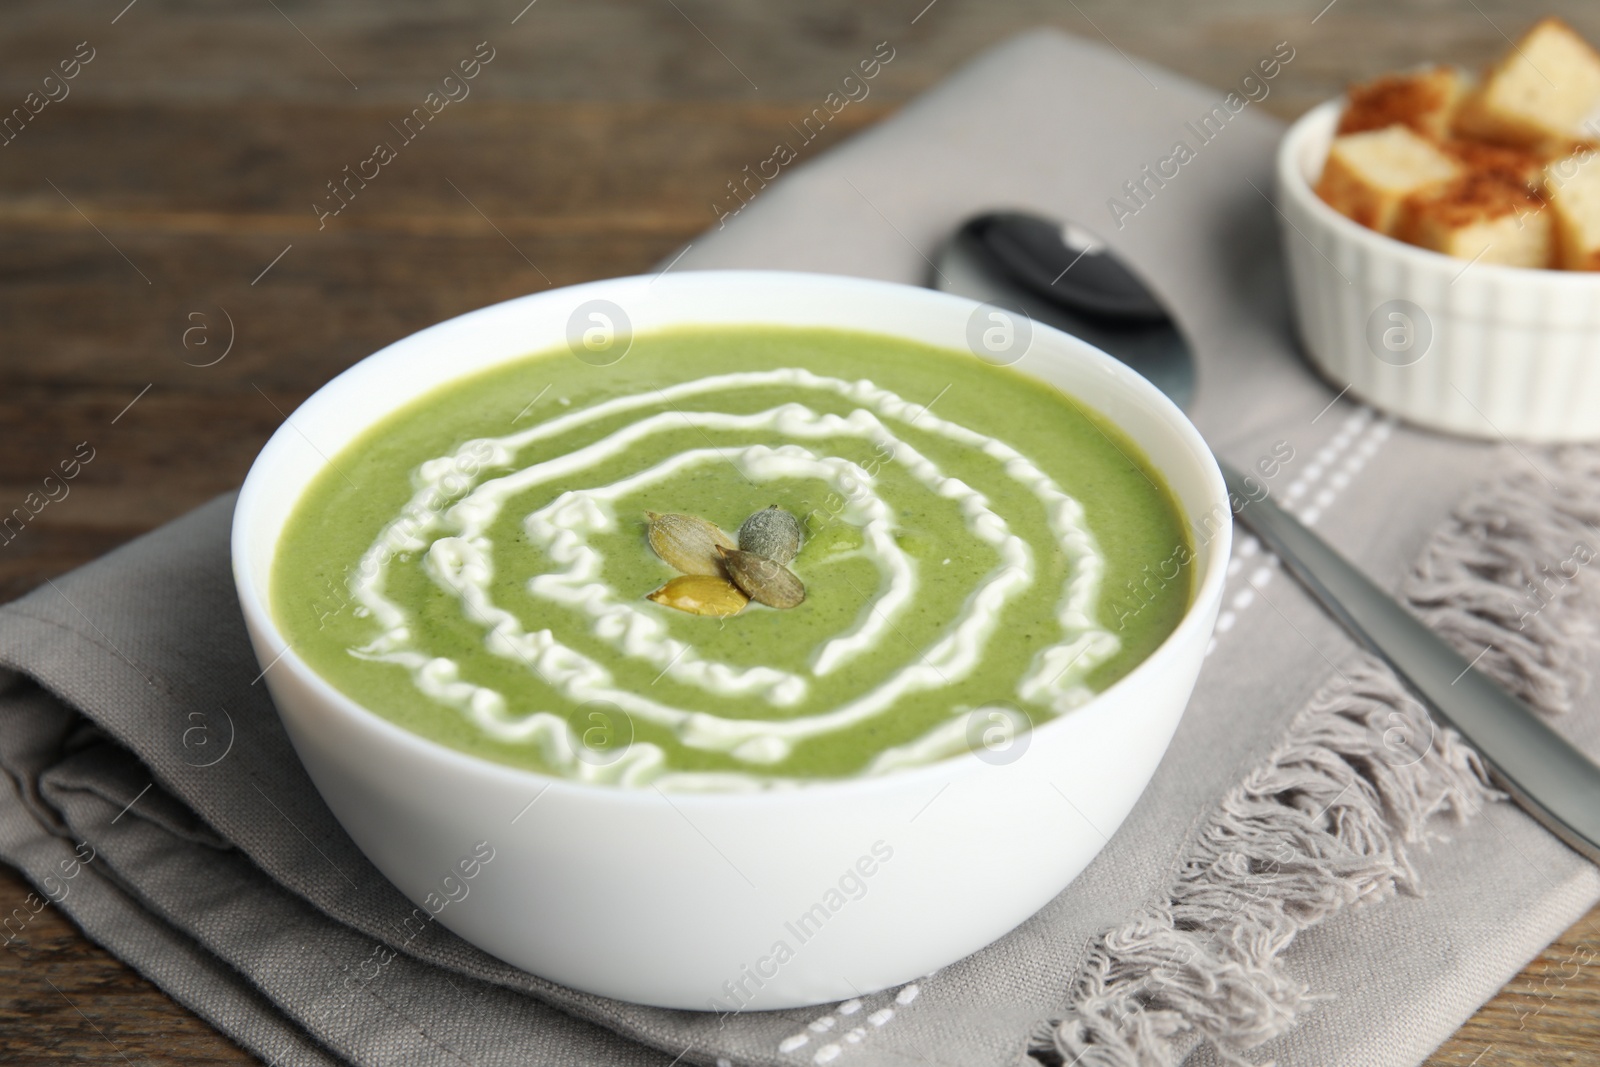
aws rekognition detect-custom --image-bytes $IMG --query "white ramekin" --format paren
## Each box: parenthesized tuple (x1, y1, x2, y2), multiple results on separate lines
(231, 271, 1229, 1010)
(1277, 99, 1600, 442)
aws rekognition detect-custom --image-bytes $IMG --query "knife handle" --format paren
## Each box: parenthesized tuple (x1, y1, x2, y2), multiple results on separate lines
(1218, 460, 1600, 866)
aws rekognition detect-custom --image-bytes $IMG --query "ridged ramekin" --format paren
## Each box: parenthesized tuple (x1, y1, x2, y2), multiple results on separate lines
(1277, 99, 1600, 442)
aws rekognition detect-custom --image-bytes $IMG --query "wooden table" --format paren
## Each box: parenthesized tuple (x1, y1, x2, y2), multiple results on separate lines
(0, 1, 1596, 1063)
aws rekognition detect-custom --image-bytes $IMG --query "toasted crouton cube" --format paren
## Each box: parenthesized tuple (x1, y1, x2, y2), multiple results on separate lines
(1542, 138, 1600, 162)
(1440, 139, 1545, 189)
(1338, 66, 1465, 140)
(1396, 172, 1551, 267)
(1453, 17, 1600, 148)
(1317, 126, 1461, 233)
(1545, 151, 1600, 269)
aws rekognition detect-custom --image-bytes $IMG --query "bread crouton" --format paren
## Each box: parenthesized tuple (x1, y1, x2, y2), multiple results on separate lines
(1396, 171, 1552, 267)
(1453, 17, 1600, 149)
(1541, 138, 1600, 162)
(1440, 139, 1546, 189)
(1544, 151, 1600, 269)
(1338, 66, 1465, 140)
(1316, 126, 1461, 233)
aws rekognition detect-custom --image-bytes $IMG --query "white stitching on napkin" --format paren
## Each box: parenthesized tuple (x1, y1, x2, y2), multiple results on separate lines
(1028, 446, 1600, 1067)
(777, 980, 916, 1061)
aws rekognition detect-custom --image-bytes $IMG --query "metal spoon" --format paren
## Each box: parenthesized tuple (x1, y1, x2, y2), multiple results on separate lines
(935, 210, 1600, 866)
(935, 211, 1195, 408)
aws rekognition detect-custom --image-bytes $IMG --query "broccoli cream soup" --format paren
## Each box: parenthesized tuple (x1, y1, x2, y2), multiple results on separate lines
(272, 326, 1193, 789)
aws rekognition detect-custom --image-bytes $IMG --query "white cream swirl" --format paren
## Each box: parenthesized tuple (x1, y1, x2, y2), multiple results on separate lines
(345, 369, 1121, 789)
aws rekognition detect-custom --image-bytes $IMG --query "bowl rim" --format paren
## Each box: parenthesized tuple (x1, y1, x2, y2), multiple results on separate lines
(231, 269, 1231, 808)
(1276, 97, 1600, 288)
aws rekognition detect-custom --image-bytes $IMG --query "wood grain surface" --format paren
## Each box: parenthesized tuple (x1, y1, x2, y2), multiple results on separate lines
(0, 1, 1596, 1064)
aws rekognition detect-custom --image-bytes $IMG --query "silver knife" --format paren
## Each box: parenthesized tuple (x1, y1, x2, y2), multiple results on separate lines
(1221, 461, 1600, 866)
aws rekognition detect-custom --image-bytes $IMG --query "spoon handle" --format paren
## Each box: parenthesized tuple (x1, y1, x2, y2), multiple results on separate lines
(1218, 460, 1600, 865)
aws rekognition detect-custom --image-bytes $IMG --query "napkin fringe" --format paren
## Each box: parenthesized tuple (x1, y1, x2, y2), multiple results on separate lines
(1401, 449, 1600, 716)
(1029, 448, 1600, 1067)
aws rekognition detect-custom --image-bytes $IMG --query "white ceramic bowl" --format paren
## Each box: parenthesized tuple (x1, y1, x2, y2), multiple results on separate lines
(1278, 99, 1600, 441)
(231, 270, 1229, 1010)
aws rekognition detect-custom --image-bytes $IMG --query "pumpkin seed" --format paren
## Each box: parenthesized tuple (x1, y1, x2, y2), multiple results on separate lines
(646, 574, 749, 617)
(718, 546, 806, 609)
(737, 504, 803, 565)
(645, 511, 736, 576)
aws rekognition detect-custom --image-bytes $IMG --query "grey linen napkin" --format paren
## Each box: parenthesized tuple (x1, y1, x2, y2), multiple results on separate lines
(3, 28, 1599, 1067)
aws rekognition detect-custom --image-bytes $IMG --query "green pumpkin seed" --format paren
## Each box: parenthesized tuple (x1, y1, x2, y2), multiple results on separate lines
(737, 504, 803, 565)
(645, 511, 736, 576)
(718, 546, 806, 609)
(646, 574, 749, 617)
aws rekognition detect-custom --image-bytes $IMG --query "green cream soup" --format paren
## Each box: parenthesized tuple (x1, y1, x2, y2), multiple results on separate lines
(272, 326, 1194, 788)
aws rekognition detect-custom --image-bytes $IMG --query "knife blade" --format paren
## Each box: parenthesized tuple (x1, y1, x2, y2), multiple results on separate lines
(1221, 459, 1600, 866)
